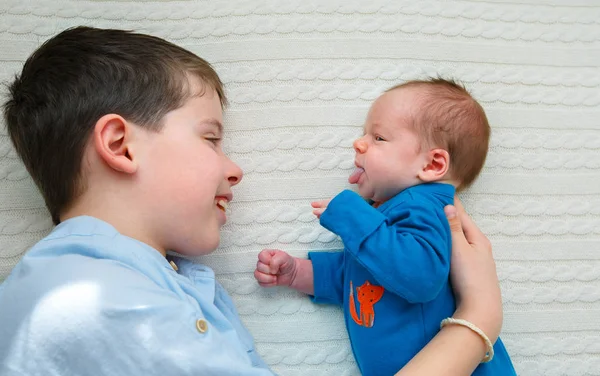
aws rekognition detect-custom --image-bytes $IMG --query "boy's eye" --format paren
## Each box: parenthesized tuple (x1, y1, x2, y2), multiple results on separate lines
(374, 135, 385, 142)
(205, 137, 221, 146)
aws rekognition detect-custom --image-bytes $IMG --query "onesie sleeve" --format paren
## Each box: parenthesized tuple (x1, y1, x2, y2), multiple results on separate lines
(320, 189, 450, 303)
(308, 250, 345, 306)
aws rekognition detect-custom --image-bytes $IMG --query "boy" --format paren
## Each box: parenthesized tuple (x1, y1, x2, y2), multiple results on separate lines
(254, 79, 517, 375)
(0, 26, 272, 375)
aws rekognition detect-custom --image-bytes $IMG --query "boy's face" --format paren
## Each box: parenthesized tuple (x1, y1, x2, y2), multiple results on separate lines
(137, 84, 242, 256)
(351, 88, 427, 204)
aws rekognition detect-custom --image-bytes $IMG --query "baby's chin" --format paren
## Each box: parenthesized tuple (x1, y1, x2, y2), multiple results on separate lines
(357, 184, 404, 203)
(367, 189, 405, 204)
(356, 187, 373, 201)
(358, 191, 383, 206)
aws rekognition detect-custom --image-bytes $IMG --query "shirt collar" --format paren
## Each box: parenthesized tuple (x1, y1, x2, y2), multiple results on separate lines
(46, 215, 173, 271)
(376, 183, 455, 213)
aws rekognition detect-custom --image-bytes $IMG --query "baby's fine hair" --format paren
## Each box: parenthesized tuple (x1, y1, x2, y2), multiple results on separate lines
(3, 26, 225, 224)
(387, 78, 490, 191)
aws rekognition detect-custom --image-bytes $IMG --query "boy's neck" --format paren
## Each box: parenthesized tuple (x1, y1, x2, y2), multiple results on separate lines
(62, 195, 168, 257)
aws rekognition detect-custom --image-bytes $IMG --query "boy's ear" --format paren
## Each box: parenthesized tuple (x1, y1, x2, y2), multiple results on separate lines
(93, 114, 138, 174)
(418, 148, 450, 182)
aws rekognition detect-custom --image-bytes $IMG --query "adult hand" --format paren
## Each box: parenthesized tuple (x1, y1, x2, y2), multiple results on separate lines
(445, 198, 502, 343)
(395, 200, 503, 376)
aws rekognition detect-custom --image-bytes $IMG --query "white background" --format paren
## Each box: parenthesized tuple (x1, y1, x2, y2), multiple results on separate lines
(0, 1, 599, 375)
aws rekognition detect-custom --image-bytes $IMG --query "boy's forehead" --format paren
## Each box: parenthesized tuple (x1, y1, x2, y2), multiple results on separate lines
(186, 74, 220, 101)
(167, 85, 224, 132)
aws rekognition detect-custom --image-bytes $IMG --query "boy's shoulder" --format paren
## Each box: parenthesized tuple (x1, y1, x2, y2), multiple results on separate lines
(0, 216, 205, 326)
(0, 216, 273, 376)
(0, 216, 214, 372)
(29, 215, 180, 285)
(1, 215, 186, 302)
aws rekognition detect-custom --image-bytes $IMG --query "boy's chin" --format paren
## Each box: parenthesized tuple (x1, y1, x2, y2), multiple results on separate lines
(172, 238, 220, 257)
(184, 248, 217, 257)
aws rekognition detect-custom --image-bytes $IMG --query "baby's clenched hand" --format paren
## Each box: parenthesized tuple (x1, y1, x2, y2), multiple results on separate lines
(254, 249, 297, 288)
(311, 199, 331, 218)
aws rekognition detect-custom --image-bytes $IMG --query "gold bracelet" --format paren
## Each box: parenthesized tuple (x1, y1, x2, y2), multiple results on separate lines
(440, 317, 494, 363)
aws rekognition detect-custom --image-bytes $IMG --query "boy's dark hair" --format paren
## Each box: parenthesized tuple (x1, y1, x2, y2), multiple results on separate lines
(3, 26, 226, 225)
(387, 78, 490, 191)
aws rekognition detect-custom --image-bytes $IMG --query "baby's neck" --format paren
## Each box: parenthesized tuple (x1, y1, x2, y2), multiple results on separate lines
(372, 179, 459, 207)
(432, 178, 459, 189)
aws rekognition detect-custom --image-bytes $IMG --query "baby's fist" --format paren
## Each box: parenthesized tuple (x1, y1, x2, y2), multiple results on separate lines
(254, 249, 297, 288)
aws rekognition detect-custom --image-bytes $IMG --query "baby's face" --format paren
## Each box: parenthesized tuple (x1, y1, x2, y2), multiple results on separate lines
(350, 88, 428, 204)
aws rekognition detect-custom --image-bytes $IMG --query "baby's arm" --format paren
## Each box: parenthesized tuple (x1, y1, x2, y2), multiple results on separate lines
(254, 200, 345, 304)
(254, 249, 315, 295)
(321, 190, 450, 303)
(254, 249, 346, 305)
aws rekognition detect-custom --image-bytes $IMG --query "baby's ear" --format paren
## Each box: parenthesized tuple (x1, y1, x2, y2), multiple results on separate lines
(418, 148, 449, 182)
(93, 114, 138, 174)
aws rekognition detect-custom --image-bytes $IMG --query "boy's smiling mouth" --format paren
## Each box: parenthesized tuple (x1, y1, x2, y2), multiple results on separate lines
(215, 194, 232, 212)
(216, 199, 228, 212)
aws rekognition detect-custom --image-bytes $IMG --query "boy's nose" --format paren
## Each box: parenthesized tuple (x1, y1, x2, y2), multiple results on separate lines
(353, 137, 367, 154)
(226, 157, 243, 186)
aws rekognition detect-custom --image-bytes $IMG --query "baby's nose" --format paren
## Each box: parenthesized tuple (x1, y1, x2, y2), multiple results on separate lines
(353, 138, 367, 153)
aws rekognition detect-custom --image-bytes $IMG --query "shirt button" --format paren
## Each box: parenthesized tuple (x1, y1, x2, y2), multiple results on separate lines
(196, 319, 208, 333)
(169, 260, 178, 271)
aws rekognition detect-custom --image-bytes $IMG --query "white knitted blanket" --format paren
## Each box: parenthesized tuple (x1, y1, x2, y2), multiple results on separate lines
(1, 1, 599, 375)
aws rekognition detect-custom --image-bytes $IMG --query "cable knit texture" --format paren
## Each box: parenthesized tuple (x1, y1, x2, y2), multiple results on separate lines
(0, 1, 599, 375)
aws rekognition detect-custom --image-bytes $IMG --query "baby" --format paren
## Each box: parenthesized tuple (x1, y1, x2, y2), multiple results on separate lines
(254, 79, 516, 375)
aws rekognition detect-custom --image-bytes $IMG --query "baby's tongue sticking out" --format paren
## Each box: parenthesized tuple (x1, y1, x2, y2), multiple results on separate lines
(348, 167, 364, 184)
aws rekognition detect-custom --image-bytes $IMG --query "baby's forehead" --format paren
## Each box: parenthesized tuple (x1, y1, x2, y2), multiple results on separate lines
(384, 85, 430, 104)
(366, 89, 423, 123)
(375, 86, 427, 112)
(382, 85, 458, 121)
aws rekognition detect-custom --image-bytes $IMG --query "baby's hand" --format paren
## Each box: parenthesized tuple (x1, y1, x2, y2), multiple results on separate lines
(311, 199, 331, 218)
(254, 249, 297, 288)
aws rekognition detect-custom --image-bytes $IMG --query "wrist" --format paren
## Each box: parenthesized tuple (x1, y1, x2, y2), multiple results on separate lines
(440, 317, 494, 363)
(286, 256, 300, 288)
(288, 257, 314, 295)
(453, 305, 502, 344)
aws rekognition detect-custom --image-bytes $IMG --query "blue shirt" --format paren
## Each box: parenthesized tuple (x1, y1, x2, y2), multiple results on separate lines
(0, 216, 273, 376)
(309, 183, 516, 376)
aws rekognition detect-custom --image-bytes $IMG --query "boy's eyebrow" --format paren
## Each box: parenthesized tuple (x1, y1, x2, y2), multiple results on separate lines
(200, 118, 223, 135)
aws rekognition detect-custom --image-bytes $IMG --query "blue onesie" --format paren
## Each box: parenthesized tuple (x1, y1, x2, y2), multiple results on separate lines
(308, 183, 516, 376)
